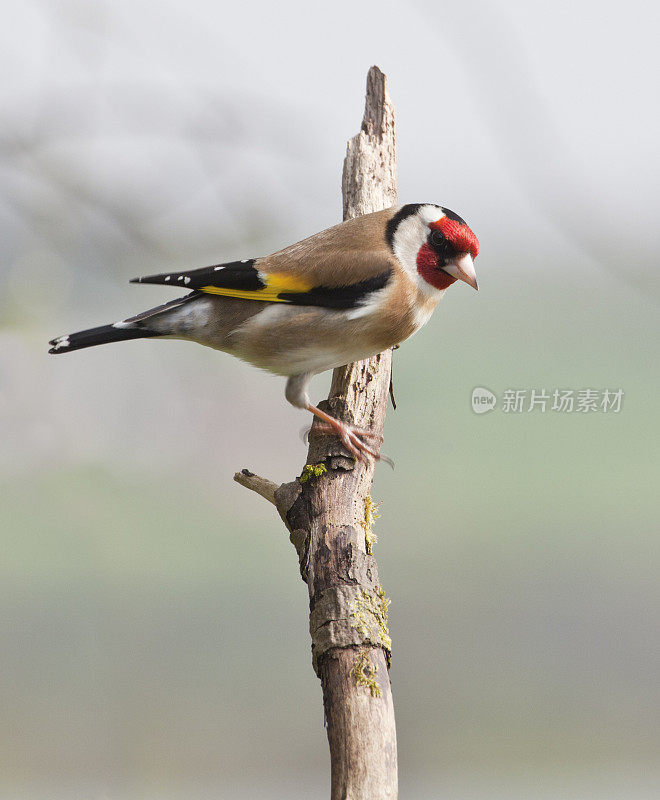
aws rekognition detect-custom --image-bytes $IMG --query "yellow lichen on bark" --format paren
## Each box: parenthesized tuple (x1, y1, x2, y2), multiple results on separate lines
(352, 649, 382, 698)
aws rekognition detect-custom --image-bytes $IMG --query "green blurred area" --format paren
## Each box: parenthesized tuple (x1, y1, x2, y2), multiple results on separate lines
(2, 267, 658, 798)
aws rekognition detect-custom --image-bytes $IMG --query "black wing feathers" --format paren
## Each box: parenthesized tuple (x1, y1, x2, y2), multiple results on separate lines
(131, 260, 263, 292)
(278, 272, 391, 309)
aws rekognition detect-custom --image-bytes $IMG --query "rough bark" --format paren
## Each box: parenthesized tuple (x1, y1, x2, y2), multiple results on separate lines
(235, 66, 398, 800)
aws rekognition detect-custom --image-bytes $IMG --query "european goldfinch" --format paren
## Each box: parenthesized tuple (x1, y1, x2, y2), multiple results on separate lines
(49, 203, 479, 461)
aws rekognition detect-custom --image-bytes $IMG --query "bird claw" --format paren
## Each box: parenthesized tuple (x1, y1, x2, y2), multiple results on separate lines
(304, 404, 394, 467)
(311, 420, 393, 468)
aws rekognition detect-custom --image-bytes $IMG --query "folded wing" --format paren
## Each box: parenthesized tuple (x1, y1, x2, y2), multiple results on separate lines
(132, 210, 401, 310)
(132, 258, 392, 310)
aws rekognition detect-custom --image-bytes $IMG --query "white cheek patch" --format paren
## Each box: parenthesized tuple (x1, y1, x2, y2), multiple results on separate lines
(391, 204, 444, 277)
(391, 204, 447, 296)
(391, 214, 427, 276)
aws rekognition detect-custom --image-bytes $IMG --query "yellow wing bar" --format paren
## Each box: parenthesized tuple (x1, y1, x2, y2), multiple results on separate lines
(200, 271, 311, 302)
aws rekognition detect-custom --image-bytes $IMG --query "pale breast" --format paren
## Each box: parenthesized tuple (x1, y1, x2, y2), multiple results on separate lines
(229, 274, 441, 377)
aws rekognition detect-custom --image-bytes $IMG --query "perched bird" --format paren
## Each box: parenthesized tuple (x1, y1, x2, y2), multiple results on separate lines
(49, 203, 479, 461)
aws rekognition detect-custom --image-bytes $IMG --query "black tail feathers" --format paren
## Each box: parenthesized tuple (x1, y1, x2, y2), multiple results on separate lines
(48, 323, 158, 354)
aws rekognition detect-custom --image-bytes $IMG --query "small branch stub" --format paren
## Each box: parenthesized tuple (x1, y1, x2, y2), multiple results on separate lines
(233, 469, 278, 505)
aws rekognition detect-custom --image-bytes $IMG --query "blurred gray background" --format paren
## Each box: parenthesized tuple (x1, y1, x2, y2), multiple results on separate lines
(1, 0, 659, 798)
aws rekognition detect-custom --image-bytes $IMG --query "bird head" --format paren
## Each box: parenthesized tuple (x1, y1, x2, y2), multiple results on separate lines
(387, 204, 479, 292)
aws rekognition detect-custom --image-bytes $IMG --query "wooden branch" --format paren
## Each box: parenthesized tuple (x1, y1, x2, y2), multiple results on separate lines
(233, 469, 278, 505)
(234, 65, 398, 800)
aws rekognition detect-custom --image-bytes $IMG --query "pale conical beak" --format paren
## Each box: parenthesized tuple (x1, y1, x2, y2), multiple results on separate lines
(442, 253, 478, 290)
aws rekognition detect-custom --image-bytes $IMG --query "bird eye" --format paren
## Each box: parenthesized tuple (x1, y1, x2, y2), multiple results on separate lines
(429, 230, 445, 247)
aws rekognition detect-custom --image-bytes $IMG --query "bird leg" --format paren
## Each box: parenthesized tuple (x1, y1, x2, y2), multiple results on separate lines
(306, 404, 383, 463)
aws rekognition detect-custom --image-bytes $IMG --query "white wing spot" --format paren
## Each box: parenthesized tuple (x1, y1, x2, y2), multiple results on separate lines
(165, 275, 170, 281)
(183, 277, 191, 284)
(178, 275, 184, 281)
(52, 335, 70, 350)
(214, 266, 224, 271)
